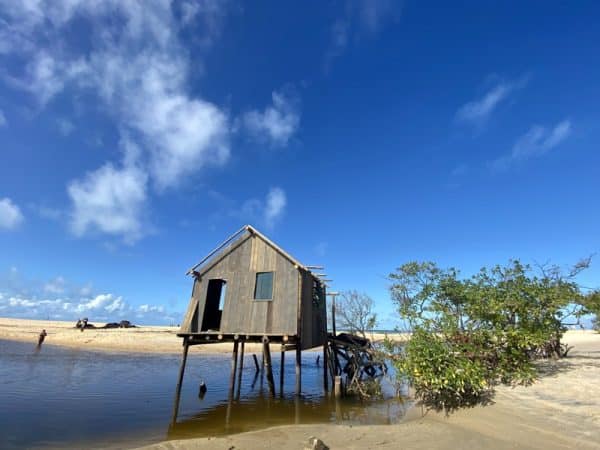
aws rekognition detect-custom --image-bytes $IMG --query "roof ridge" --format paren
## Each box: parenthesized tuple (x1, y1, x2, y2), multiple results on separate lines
(186, 225, 308, 277)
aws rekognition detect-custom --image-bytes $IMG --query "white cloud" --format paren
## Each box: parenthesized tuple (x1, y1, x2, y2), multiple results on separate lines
(67, 159, 148, 243)
(0, 292, 178, 324)
(86, 46, 231, 190)
(44, 276, 66, 294)
(0, 269, 179, 324)
(456, 78, 527, 125)
(0, 197, 24, 230)
(264, 187, 286, 227)
(357, 0, 399, 33)
(228, 187, 287, 229)
(0, 0, 236, 241)
(0, 109, 6, 126)
(492, 120, 572, 170)
(243, 89, 300, 147)
(137, 304, 164, 314)
(326, 0, 401, 70)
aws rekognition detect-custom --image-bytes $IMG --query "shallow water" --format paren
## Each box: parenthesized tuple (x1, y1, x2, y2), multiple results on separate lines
(0, 339, 410, 449)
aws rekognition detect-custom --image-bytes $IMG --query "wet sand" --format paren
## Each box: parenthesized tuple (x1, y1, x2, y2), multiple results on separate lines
(140, 330, 600, 450)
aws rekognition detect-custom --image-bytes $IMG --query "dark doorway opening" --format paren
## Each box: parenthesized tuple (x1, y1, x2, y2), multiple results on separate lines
(201, 279, 227, 331)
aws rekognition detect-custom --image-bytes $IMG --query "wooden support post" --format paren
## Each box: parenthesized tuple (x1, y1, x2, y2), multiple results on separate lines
(294, 394, 300, 425)
(323, 341, 329, 392)
(279, 347, 285, 396)
(235, 341, 245, 400)
(329, 346, 337, 386)
(252, 354, 260, 373)
(295, 344, 302, 397)
(260, 347, 266, 389)
(171, 337, 189, 425)
(331, 293, 337, 338)
(263, 338, 276, 396)
(228, 340, 239, 400)
(334, 375, 342, 399)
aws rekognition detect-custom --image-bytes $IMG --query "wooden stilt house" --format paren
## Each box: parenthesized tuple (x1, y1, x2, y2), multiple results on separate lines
(171, 225, 329, 422)
(178, 224, 327, 348)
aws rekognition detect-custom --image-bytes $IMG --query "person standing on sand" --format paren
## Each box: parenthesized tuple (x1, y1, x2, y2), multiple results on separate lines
(37, 329, 47, 348)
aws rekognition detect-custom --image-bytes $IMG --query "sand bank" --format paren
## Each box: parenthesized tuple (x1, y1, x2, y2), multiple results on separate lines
(140, 330, 600, 450)
(0, 317, 406, 354)
(0, 317, 265, 354)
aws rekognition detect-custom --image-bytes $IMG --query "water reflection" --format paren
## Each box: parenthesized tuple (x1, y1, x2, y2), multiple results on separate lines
(170, 393, 410, 440)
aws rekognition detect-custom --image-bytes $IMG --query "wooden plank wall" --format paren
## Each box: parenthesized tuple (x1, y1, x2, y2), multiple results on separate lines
(180, 234, 299, 336)
(179, 278, 202, 333)
(299, 271, 327, 350)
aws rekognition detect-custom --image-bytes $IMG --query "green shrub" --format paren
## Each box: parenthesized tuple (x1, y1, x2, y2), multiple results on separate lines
(389, 259, 593, 413)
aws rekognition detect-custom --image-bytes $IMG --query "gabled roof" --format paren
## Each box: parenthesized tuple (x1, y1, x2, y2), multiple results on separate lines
(187, 225, 309, 277)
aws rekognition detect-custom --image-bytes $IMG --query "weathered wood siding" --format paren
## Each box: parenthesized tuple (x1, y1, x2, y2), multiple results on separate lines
(300, 271, 327, 350)
(180, 277, 202, 333)
(180, 234, 300, 335)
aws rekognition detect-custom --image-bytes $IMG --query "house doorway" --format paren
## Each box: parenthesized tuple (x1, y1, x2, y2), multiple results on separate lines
(201, 279, 227, 331)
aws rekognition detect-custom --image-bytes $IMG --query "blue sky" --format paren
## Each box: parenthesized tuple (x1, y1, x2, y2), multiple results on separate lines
(1, 1, 599, 327)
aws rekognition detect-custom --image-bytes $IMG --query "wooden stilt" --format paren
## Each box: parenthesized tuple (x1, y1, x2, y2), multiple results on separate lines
(260, 347, 265, 389)
(279, 347, 285, 396)
(171, 337, 189, 424)
(250, 370, 260, 389)
(263, 338, 276, 396)
(252, 354, 260, 373)
(334, 375, 342, 399)
(328, 345, 336, 384)
(323, 341, 329, 392)
(295, 344, 301, 396)
(294, 394, 300, 424)
(235, 341, 245, 400)
(228, 340, 239, 400)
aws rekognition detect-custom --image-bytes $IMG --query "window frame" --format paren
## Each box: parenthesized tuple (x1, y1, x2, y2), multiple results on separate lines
(253, 271, 275, 301)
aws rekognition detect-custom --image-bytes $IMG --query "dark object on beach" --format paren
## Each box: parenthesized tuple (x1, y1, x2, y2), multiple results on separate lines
(103, 320, 136, 328)
(88, 320, 137, 329)
(118, 320, 135, 328)
(305, 436, 329, 450)
(76, 317, 89, 332)
(198, 381, 207, 399)
(37, 329, 47, 347)
(74, 319, 98, 330)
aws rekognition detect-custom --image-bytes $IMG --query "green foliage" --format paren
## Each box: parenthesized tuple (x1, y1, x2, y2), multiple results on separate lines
(388, 258, 592, 412)
(580, 290, 600, 332)
(397, 328, 493, 411)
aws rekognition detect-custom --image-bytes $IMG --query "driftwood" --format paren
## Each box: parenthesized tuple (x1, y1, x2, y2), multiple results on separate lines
(326, 333, 387, 398)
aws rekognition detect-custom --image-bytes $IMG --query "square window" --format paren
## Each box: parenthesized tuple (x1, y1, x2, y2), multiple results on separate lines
(254, 272, 274, 300)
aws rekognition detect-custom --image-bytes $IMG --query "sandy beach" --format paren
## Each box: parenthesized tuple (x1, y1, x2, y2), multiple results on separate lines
(2, 317, 599, 449)
(140, 330, 600, 450)
(0, 317, 403, 354)
(0, 317, 266, 354)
